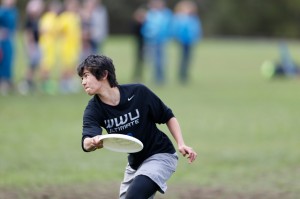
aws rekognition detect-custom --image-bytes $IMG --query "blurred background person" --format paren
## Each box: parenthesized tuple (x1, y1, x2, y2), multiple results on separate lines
(39, 0, 61, 94)
(82, 0, 108, 55)
(0, 0, 18, 95)
(131, 6, 147, 82)
(80, 1, 93, 60)
(57, 0, 81, 94)
(172, 0, 202, 84)
(18, 0, 44, 95)
(141, 0, 172, 85)
(261, 41, 299, 79)
(277, 41, 299, 77)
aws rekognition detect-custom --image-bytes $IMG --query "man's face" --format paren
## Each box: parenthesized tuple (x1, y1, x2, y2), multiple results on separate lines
(81, 69, 102, 95)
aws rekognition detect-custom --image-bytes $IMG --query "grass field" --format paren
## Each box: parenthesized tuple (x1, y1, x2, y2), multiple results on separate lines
(1, 36, 300, 199)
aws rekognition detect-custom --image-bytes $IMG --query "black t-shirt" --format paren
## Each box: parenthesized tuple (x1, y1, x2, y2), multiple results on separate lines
(81, 84, 176, 170)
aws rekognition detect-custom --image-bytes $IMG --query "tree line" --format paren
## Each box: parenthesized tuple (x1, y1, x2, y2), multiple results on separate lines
(15, 0, 300, 38)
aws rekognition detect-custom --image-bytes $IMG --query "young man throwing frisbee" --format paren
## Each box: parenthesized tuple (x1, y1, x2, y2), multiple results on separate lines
(77, 54, 197, 199)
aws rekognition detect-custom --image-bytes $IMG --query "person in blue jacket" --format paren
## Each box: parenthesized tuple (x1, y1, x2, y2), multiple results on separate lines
(77, 54, 197, 199)
(141, 0, 172, 85)
(0, 0, 18, 95)
(172, 0, 202, 83)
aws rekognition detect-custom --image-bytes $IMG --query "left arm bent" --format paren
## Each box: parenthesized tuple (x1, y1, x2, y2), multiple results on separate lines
(167, 117, 197, 163)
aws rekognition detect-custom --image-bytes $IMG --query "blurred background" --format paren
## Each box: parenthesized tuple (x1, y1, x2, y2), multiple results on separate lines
(14, 0, 300, 37)
(0, 0, 300, 199)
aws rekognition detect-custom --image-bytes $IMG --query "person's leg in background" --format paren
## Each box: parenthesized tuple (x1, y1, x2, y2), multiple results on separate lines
(179, 43, 192, 83)
(154, 43, 165, 85)
(0, 40, 14, 95)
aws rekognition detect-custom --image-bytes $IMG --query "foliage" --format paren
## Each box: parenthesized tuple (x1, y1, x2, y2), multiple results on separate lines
(200, 0, 300, 38)
(13, 0, 300, 38)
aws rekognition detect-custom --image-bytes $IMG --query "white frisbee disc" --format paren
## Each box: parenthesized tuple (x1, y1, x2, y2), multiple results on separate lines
(99, 134, 143, 153)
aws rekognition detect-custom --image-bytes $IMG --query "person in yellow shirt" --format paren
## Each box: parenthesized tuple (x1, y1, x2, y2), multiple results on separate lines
(57, 0, 81, 93)
(39, 0, 62, 94)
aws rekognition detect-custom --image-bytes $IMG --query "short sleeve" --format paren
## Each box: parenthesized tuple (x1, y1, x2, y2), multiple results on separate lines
(144, 86, 174, 124)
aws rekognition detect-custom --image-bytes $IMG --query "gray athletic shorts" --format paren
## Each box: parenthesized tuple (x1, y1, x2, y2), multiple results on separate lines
(119, 153, 178, 199)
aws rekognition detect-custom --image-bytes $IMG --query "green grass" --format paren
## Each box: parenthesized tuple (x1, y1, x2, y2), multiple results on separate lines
(1, 36, 300, 197)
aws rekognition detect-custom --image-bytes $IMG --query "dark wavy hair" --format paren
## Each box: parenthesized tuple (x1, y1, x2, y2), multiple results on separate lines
(77, 54, 119, 87)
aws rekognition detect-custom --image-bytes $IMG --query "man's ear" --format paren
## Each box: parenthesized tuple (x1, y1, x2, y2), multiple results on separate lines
(101, 70, 108, 80)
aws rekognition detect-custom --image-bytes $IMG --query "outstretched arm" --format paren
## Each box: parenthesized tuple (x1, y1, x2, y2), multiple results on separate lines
(167, 117, 197, 163)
